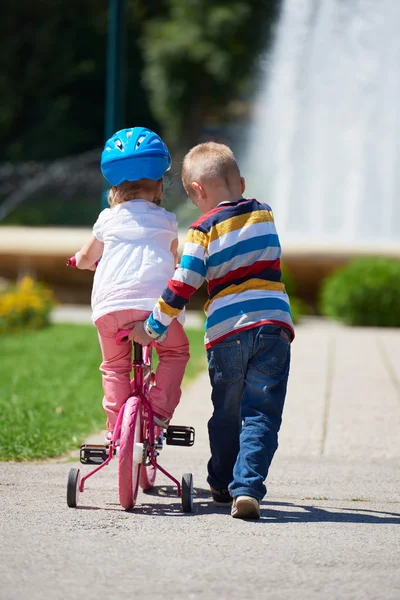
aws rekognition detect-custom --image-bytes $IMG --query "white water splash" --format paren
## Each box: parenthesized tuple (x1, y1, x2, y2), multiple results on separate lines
(244, 0, 400, 246)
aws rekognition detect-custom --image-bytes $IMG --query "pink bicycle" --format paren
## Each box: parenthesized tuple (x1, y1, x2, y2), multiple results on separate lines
(65, 256, 195, 512)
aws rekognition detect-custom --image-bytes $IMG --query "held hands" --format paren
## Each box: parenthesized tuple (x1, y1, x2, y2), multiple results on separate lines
(128, 321, 153, 346)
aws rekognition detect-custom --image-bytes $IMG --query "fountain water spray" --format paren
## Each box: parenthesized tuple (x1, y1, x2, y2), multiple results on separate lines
(244, 0, 400, 248)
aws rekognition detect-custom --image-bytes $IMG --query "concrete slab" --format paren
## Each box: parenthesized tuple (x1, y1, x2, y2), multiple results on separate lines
(280, 319, 400, 460)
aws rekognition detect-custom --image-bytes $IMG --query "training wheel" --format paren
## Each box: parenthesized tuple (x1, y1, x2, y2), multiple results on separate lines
(181, 472, 194, 513)
(133, 442, 144, 465)
(67, 468, 81, 508)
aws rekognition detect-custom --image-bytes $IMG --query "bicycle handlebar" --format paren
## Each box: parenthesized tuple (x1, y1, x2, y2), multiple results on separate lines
(66, 256, 77, 267)
(66, 256, 99, 268)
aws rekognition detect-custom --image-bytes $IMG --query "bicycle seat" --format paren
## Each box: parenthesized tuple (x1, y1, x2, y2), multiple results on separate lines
(116, 329, 132, 345)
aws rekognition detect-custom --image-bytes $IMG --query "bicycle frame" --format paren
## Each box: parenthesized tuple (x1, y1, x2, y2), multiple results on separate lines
(78, 340, 181, 496)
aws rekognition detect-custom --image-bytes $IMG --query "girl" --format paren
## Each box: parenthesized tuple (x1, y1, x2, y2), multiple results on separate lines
(73, 127, 190, 441)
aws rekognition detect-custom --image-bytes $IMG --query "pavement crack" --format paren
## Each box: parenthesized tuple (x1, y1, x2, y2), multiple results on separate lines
(320, 336, 335, 456)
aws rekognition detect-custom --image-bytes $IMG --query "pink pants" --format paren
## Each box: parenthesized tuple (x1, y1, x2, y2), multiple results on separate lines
(95, 309, 190, 431)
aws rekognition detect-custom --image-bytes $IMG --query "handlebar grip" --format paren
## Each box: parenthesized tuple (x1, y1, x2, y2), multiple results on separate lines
(66, 256, 77, 267)
(66, 256, 99, 269)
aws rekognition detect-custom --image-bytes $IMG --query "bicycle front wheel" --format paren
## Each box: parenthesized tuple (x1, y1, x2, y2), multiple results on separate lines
(119, 396, 142, 510)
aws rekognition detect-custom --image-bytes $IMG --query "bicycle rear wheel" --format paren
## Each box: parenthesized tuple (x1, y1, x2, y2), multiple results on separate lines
(119, 396, 142, 510)
(139, 424, 160, 491)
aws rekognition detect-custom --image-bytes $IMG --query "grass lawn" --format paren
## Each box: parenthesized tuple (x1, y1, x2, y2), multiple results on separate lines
(0, 324, 206, 461)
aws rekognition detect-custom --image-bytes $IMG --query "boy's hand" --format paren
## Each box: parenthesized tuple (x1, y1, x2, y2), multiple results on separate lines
(128, 322, 153, 346)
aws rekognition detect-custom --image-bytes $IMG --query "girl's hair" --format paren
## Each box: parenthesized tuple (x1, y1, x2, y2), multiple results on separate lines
(108, 178, 163, 207)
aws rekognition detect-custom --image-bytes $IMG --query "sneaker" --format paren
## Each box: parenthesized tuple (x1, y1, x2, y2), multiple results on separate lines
(231, 495, 260, 519)
(210, 486, 233, 506)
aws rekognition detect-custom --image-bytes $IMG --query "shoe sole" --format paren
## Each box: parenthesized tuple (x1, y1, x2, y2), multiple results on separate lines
(232, 498, 260, 519)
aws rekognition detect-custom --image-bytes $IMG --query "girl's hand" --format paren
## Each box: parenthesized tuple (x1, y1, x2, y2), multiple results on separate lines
(67, 255, 98, 270)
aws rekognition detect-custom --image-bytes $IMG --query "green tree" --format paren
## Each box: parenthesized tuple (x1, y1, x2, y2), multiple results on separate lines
(0, 0, 106, 160)
(0, 0, 157, 161)
(140, 0, 280, 148)
(0, 0, 281, 162)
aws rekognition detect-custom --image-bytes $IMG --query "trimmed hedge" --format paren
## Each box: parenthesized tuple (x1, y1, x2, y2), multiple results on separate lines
(320, 257, 400, 327)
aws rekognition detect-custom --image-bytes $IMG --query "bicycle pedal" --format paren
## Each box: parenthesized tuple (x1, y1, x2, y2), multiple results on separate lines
(165, 426, 195, 447)
(79, 444, 110, 465)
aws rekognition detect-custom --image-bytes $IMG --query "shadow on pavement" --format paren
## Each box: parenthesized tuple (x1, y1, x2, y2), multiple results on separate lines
(73, 485, 215, 516)
(134, 489, 400, 522)
(74, 486, 400, 522)
(258, 501, 400, 524)
(133, 484, 216, 516)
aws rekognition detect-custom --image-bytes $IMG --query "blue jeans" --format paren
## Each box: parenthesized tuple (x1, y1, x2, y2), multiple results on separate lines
(206, 324, 291, 501)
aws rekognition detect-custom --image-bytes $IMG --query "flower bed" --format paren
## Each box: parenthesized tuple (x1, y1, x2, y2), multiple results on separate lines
(0, 275, 57, 335)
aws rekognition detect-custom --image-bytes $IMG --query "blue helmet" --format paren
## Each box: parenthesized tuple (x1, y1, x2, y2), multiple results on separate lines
(101, 127, 171, 186)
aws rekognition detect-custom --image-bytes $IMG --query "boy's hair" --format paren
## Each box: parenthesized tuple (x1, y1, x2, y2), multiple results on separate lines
(108, 178, 163, 207)
(181, 142, 240, 196)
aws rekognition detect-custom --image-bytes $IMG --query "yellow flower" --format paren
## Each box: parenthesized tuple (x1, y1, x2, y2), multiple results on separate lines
(18, 276, 35, 294)
(0, 276, 56, 332)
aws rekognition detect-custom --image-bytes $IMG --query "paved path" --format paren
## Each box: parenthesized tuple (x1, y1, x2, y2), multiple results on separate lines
(1, 317, 399, 600)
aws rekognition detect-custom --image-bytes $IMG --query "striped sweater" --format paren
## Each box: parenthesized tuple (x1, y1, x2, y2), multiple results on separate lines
(147, 197, 294, 348)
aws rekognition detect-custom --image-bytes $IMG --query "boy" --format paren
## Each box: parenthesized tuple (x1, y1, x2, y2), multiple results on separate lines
(130, 142, 294, 519)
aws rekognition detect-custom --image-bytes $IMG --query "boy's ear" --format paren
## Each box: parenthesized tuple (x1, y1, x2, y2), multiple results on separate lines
(240, 176, 246, 194)
(192, 181, 205, 198)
